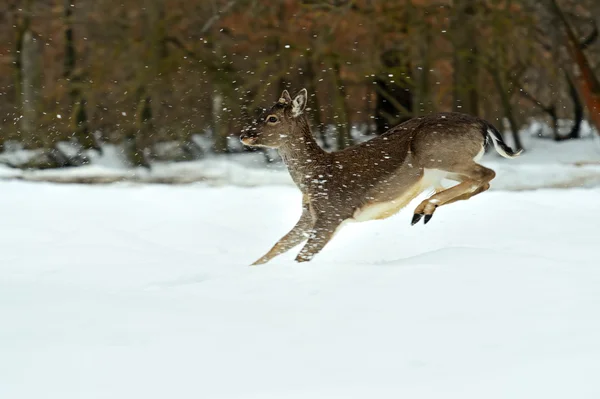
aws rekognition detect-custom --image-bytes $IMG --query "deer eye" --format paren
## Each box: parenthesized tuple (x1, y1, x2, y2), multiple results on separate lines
(267, 116, 278, 123)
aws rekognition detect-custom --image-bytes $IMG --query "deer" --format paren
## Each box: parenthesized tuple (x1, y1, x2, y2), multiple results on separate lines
(240, 89, 521, 265)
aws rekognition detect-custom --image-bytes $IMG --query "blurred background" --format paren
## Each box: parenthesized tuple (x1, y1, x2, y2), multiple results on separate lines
(0, 0, 599, 183)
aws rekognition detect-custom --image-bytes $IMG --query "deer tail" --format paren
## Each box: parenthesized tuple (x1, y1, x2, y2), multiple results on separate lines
(484, 122, 523, 159)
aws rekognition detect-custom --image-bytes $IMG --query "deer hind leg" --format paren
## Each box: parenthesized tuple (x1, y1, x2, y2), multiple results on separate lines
(251, 201, 313, 265)
(411, 164, 495, 225)
(442, 182, 491, 206)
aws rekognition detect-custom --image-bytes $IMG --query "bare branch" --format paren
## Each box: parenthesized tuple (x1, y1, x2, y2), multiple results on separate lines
(200, 0, 240, 35)
(580, 19, 598, 50)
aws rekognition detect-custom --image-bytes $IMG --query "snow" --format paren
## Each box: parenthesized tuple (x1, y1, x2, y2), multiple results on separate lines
(1, 182, 600, 398)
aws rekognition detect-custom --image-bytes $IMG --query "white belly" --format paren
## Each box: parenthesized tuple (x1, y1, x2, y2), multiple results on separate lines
(352, 197, 415, 222)
(351, 168, 453, 222)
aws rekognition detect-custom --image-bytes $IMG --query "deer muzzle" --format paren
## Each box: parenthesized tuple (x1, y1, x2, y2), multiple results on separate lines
(240, 134, 258, 146)
(240, 126, 260, 146)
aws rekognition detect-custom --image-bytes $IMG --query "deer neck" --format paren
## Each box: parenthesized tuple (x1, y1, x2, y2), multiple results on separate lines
(278, 116, 328, 192)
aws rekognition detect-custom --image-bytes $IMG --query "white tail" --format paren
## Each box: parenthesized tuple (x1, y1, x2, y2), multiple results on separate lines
(487, 128, 523, 159)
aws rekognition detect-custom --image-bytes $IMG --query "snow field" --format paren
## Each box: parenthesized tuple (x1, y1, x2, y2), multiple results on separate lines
(1, 183, 599, 398)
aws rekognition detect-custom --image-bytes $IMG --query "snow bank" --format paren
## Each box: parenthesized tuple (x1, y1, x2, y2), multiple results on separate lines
(1, 123, 599, 190)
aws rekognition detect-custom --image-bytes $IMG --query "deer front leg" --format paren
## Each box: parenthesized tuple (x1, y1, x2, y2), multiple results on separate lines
(295, 217, 343, 263)
(251, 203, 313, 265)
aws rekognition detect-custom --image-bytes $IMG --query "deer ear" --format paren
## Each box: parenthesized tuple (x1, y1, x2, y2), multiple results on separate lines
(292, 88, 308, 117)
(279, 90, 292, 105)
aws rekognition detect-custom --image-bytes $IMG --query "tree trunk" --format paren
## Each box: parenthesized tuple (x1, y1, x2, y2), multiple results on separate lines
(374, 49, 413, 134)
(64, 0, 97, 151)
(305, 52, 328, 149)
(415, 23, 432, 115)
(127, 0, 169, 165)
(20, 30, 40, 145)
(63, 0, 76, 82)
(565, 72, 583, 140)
(131, 91, 152, 168)
(212, 87, 229, 153)
(452, 0, 479, 115)
(275, 3, 290, 96)
(489, 66, 523, 151)
(549, 0, 600, 136)
(11, 0, 32, 149)
(332, 59, 353, 149)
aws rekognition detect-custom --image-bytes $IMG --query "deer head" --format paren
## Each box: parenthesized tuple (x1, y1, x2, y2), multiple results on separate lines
(240, 88, 308, 148)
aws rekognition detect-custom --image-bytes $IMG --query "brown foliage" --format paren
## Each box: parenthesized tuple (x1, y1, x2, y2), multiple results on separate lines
(0, 0, 598, 165)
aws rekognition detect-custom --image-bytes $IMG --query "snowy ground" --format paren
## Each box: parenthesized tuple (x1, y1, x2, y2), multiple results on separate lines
(1, 182, 599, 398)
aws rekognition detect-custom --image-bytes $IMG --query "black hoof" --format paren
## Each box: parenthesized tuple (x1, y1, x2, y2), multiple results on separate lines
(424, 214, 433, 224)
(411, 214, 423, 225)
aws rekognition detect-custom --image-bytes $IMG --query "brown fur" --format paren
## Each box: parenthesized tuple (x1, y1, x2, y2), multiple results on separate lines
(240, 89, 520, 264)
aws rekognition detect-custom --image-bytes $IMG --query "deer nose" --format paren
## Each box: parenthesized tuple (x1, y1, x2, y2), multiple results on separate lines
(240, 134, 256, 145)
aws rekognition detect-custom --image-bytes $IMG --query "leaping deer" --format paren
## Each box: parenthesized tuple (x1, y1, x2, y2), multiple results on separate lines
(240, 89, 521, 264)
